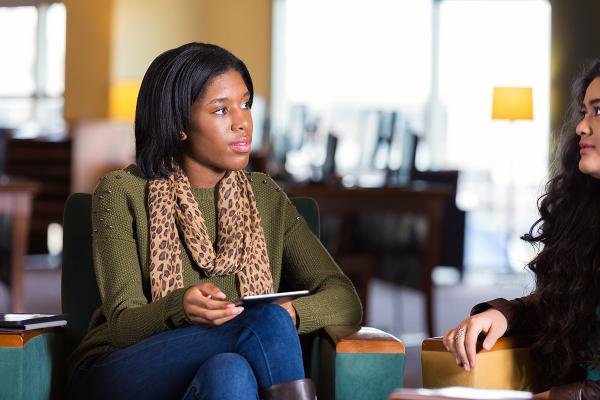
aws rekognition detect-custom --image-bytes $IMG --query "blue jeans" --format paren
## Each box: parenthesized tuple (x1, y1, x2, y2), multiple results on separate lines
(68, 303, 305, 400)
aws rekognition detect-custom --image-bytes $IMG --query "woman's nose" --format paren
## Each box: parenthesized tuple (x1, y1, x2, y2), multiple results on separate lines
(231, 110, 249, 132)
(576, 117, 591, 136)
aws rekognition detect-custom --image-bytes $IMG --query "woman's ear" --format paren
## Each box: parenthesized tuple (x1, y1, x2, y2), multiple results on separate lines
(179, 132, 188, 141)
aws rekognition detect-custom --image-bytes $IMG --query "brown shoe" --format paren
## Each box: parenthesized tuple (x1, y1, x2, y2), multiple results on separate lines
(262, 378, 316, 400)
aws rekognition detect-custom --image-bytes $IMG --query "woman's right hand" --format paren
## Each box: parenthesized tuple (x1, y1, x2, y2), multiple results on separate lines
(442, 308, 508, 371)
(183, 283, 244, 326)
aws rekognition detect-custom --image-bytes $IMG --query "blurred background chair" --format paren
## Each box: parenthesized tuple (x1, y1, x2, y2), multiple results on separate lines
(409, 169, 465, 279)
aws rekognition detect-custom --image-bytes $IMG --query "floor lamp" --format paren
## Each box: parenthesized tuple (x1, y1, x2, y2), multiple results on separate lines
(491, 86, 533, 266)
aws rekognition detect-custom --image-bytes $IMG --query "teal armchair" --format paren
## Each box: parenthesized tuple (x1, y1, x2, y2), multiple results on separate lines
(0, 193, 405, 400)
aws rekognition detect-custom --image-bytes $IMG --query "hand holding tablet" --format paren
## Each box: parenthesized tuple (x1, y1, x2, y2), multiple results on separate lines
(233, 290, 310, 306)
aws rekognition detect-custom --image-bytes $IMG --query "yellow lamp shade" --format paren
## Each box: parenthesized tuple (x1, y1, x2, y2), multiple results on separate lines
(109, 80, 141, 120)
(491, 87, 533, 120)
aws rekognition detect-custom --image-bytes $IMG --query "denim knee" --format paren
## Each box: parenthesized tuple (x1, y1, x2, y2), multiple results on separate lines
(184, 353, 258, 400)
(229, 303, 306, 388)
(242, 303, 301, 352)
(250, 303, 296, 332)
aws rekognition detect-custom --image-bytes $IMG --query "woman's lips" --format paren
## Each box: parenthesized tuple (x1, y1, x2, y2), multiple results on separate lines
(230, 140, 251, 153)
(580, 143, 595, 154)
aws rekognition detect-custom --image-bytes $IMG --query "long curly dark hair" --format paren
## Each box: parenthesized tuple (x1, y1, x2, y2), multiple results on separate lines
(522, 60, 600, 384)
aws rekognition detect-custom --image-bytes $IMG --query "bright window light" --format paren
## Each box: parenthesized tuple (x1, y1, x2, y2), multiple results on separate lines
(284, 0, 432, 107)
(273, 0, 433, 179)
(0, 6, 37, 96)
(0, 3, 66, 129)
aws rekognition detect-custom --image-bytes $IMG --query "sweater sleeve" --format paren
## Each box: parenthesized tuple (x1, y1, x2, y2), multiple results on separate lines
(280, 199, 363, 335)
(92, 173, 189, 348)
(470, 296, 535, 335)
(549, 380, 600, 400)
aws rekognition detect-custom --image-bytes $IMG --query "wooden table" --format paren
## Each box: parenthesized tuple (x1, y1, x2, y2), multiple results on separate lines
(0, 177, 40, 312)
(285, 184, 450, 337)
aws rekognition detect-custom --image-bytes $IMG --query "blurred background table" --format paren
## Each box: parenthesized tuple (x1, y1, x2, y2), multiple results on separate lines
(285, 184, 450, 337)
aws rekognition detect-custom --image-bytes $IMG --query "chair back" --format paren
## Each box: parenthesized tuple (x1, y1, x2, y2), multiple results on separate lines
(289, 197, 320, 238)
(61, 193, 319, 356)
(61, 193, 100, 356)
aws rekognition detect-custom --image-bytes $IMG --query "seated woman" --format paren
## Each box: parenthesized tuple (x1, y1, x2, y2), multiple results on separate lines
(67, 42, 362, 400)
(443, 60, 600, 400)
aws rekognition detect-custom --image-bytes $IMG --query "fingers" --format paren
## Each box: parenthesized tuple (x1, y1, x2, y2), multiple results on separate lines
(482, 322, 503, 351)
(202, 297, 235, 310)
(442, 326, 461, 367)
(197, 283, 227, 300)
(442, 328, 456, 355)
(464, 324, 481, 370)
(453, 326, 470, 371)
(186, 285, 231, 308)
(442, 318, 478, 371)
(186, 303, 244, 325)
(187, 296, 238, 312)
(184, 284, 244, 326)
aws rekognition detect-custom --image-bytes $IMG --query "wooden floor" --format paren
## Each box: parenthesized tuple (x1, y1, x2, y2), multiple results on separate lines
(0, 267, 534, 388)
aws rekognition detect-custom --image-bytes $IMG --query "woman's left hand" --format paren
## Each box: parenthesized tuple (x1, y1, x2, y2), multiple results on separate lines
(275, 300, 297, 327)
(532, 390, 549, 399)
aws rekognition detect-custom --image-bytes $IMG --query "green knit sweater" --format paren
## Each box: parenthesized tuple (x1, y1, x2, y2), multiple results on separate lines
(67, 165, 362, 380)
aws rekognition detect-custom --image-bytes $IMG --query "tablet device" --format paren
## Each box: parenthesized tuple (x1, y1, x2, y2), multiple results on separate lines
(233, 290, 310, 306)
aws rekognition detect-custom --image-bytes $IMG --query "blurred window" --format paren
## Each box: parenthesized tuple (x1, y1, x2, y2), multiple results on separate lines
(0, 2, 66, 129)
(271, 0, 432, 182)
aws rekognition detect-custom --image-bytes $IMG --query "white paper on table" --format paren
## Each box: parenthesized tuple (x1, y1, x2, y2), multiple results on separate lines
(414, 386, 532, 399)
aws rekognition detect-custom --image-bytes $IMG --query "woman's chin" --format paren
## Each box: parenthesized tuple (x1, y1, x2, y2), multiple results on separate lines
(228, 158, 250, 172)
(578, 161, 600, 179)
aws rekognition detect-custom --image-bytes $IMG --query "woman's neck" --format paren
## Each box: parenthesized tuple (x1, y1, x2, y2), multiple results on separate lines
(180, 160, 226, 188)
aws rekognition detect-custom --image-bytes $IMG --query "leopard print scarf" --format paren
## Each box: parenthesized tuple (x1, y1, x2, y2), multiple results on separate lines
(147, 165, 273, 301)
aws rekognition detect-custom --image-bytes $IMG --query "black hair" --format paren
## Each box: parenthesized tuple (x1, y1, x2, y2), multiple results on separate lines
(135, 42, 254, 179)
(522, 59, 600, 384)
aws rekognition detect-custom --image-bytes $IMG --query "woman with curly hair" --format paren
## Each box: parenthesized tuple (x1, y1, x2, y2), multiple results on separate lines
(443, 60, 600, 400)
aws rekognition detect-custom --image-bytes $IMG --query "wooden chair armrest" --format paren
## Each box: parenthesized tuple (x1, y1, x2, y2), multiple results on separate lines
(0, 327, 65, 399)
(422, 336, 533, 353)
(313, 326, 407, 399)
(0, 328, 60, 348)
(421, 335, 540, 391)
(322, 325, 405, 354)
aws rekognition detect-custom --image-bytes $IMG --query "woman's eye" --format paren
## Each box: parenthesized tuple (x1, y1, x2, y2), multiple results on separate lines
(214, 107, 227, 115)
(594, 107, 600, 117)
(241, 101, 251, 110)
